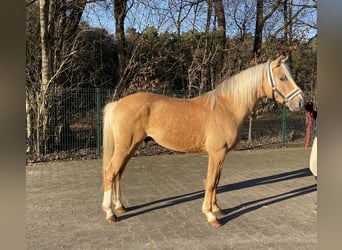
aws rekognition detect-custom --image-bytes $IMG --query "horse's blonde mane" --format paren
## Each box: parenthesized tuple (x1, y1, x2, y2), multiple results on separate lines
(204, 61, 269, 110)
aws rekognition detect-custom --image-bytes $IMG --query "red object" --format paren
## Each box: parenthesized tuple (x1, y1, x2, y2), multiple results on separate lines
(305, 111, 313, 149)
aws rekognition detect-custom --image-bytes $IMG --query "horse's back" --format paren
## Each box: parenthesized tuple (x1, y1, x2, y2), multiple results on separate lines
(115, 92, 200, 116)
(118, 92, 188, 106)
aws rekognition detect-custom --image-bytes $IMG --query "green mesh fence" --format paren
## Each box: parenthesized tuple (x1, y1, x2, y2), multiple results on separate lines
(26, 88, 311, 163)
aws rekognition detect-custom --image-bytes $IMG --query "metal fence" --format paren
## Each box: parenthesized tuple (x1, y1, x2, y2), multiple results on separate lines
(47, 88, 114, 159)
(27, 87, 311, 162)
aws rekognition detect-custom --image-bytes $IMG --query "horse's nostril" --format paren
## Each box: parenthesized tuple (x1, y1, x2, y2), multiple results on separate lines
(299, 98, 304, 109)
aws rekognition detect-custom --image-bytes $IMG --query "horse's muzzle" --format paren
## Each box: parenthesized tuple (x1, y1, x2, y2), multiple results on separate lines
(287, 95, 304, 111)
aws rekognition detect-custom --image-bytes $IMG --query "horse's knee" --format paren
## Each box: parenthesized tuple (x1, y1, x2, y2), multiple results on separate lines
(204, 176, 216, 189)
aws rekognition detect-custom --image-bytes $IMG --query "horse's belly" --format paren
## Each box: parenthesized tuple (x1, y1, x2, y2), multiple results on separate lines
(147, 127, 206, 153)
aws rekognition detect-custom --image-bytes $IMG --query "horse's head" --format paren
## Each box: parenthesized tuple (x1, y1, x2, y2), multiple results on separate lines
(266, 55, 304, 111)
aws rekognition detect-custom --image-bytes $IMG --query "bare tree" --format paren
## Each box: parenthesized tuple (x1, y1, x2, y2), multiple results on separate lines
(253, 0, 317, 58)
(212, 0, 226, 83)
(27, 0, 91, 156)
(168, 0, 194, 38)
(223, 0, 258, 81)
(37, 0, 52, 156)
(253, 0, 282, 57)
(114, 0, 128, 78)
(187, 0, 226, 93)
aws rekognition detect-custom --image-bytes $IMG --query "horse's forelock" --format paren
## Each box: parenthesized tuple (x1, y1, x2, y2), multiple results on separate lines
(281, 62, 297, 86)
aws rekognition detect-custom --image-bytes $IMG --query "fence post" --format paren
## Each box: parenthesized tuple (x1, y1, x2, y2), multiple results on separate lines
(96, 88, 102, 158)
(282, 104, 287, 147)
(248, 116, 252, 142)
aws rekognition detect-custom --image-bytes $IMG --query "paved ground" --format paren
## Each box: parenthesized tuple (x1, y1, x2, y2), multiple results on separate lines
(26, 148, 317, 250)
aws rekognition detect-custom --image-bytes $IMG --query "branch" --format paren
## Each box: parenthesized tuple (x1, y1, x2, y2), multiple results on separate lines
(264, 0, 282, 22)
(47, 51, 77, 86)
(270, 4, 317, 39)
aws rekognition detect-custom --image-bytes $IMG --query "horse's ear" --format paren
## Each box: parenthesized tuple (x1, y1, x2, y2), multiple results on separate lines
(281, 55, 288, 63)
(274, 55, 288, 66)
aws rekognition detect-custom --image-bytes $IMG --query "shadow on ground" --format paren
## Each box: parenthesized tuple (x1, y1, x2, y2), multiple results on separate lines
(119, 168, 316, 223)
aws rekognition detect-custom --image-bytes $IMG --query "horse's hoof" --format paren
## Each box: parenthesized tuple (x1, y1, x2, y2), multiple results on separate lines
(106, 215, 117, 224)
(115, 206, 127, 214)
(209, 219, 221, 228)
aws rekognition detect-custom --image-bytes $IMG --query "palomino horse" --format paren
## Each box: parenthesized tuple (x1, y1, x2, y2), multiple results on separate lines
(101, 55, 304, 227)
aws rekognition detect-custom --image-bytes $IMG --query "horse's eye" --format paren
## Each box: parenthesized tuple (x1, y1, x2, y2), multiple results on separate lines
(280, 75, 287, 81)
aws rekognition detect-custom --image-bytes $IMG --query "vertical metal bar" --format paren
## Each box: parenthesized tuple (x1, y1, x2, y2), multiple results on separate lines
(248, 116, 252, 142)
(96, 88, 102, 158)
(282, 104, 287, 147)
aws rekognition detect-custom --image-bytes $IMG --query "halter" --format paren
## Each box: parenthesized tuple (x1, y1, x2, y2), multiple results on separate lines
(268, 61, 302, 104)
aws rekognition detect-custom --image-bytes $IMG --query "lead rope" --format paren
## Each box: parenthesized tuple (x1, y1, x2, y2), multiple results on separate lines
(304, 102, 317, 149)
(305, 110, 313, 149)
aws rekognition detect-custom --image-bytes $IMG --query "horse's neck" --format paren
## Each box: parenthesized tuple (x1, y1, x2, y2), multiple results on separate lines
(219, 93, 262, 124)
(233, 99, 257, 124)
(232, 79, 267, 122)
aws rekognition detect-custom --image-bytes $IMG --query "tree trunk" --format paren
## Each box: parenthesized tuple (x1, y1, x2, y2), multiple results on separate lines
(213, 0, 226, 85)
(200, 0, 212, 92)
(38, 0, 52, 157)
(253, 0, 283, 58)
(114, 0, 127, 78)
(283, 0, 293, 61)
(26, 93, 32, 153)
(39, 0, 51, 88)
(253, 0, 264, 57)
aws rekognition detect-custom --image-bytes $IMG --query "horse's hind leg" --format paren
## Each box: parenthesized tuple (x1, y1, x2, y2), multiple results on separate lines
(102, 149, 131, 223)
(102, 155, 117, 223)
(112, 167, 127, 214)
(110, 132, 146, 217)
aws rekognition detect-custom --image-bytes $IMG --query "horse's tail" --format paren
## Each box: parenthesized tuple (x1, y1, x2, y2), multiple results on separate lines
(102, 101, 118, 181)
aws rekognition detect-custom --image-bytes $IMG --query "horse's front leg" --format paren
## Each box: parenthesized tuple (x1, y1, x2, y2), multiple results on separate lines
(202, 150, 226, 227)
(211, 169, 224, 217)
